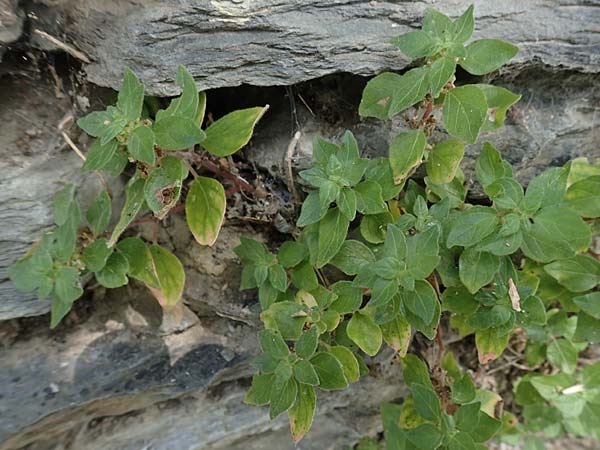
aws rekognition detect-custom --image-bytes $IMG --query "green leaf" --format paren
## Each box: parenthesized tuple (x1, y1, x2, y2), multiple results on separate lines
(330, 281, 363, 314)
(329, 346, 360, 383)
(144, 155, 188, 218)
(474, 230, 522, 257)
(127, 126, 155, 165)
(296, 327, 318, 359)
(201, 106, 268, 156)
(452, 5, 474, 43)
(354, 181, 387, 214)
(108, 177, 145, 247)
(333, 188, 355, 223)
(521, 207, 591, 263)
(51, 266, 83, 328)
(152, 115, 206, 150)
(117, 68, 144, 121)
(359, 68, 429, 119)
(261, 301, 308, 340)
(96, 251, 129, 288)
(319, 180, 340, 210)
(455, 402, 481, 431)
(234, 236, 270, 265)
(442, 286, 478, 315)
(583, 361, 600, 389)
(147, 245, 185, 308)
(310, 352, 348, 390)
(99, 107, 127, 145)
(573, 292, 600, 319)
(185, 176, 226, 246)
(426, 139, 464, 184)
(297, 191, 328, 227)
(546, 338, 577, 374)
(522, 167, 568, 213)
(8, 243, 53, 295)
(544, 255, 600, 292)
(564, 175, 600, 218)
(116, 237, 158, 287)
(53, 194, 81, 263)
(423, 8, 453, 41)
(86, 190, 111, 236)
(406, 423, 443, 450)
(365, 157, 402, 200)
(402, 280, 438, 324)
(103, 148, 128, 177)
(452, 374, 477, 404)
(449, 431, 477, 450)
(370, 278, 399, 309)
(77, 110, 112, 137)
(389, 130, 426, 184)
(477, 84, 521, 131)
(289, 383, 316, 444)
(443, 85, 487, 144)
(475, 142, 512, 188)
(244, 373, 273, 406)
(157, 65, 199, 121)
(347, 313, 382, 356)
(573, 312, 600, 343)
(268, 264, 288, 292)
(82, 139, 119, 172)
(278, 241, 307, 268)
(460, 39, 519, 75)
(290, 261, 318, 291)
(447, 206, 498, 248)
(485, 177, 524, 209)
(428, 56, 456, 97)
(270, 377, 298, 419)
(392, 30, 438, 58)
(82, 239, 113, 272)
(312, 135, 338, 167)
(381, 314, 411, 356)
(258, 329, 289, 360)
(54, 187, 79, 232)
(459, 249, 500, 294)
(361, 212, 394, 244)
(294, 359, 320, 386)
(258, 282, 279, 310)
(410, 383, 441, 421)
(475, 328, 509, 364)
(330, 240, 376, 275)
(402, 354, 433, 389)
(313, 208, 349, 268)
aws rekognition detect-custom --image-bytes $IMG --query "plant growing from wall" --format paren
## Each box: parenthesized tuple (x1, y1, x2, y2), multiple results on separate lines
(9, 65, 267, 327)
(237, 5, 600, 448)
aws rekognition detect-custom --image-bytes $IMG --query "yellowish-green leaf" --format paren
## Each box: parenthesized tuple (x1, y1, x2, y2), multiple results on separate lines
(186, 176, 226, 246)
(202, 106, 269, 156)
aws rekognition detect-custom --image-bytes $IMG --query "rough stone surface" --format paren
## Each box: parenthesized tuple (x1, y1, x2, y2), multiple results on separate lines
(22, 0, 600, 95)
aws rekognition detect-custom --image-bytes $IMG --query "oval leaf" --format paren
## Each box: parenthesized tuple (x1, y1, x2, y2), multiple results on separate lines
(186, 176, 226, 246)
(202, 106, 269, 156)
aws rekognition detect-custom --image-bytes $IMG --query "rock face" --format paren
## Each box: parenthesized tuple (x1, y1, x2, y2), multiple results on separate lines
(0, 1, 599, 449)
(20, 0, 600, 95)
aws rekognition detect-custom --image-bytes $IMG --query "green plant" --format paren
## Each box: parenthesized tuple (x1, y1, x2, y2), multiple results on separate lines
(237, 5, 600, 448)
(9, 65, 267, 327)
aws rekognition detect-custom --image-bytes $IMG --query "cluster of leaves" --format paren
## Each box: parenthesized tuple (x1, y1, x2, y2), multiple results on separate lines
(9, 65, 267, 327)
(237, 5, 600, 449)
(381, 353, 511, 450)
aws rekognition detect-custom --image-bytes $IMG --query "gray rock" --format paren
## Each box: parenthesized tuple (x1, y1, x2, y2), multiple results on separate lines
(28, 0, 600, 95)
(0, 280, 404, 450)
(0, 0, 23, 45)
